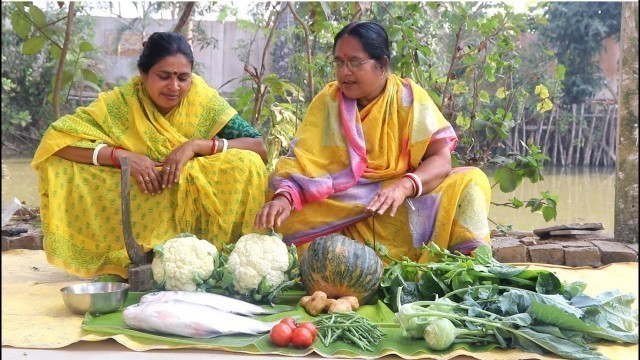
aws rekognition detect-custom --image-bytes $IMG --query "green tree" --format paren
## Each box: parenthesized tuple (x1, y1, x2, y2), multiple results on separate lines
(535, 2, 622, 105)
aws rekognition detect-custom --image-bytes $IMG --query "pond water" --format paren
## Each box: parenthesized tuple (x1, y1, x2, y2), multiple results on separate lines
(1, 156, 615, 232)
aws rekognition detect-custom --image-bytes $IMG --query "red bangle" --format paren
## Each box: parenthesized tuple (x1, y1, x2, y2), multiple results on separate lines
(273, 190, 294, 208)
(211, 138, 218, 155)
(111, 146, 124, 168)
(402, 174, 419, 198)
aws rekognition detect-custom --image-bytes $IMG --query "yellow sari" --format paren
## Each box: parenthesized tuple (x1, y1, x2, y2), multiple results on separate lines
(272, 74, 491, 263)
(32, 74, 268, 278)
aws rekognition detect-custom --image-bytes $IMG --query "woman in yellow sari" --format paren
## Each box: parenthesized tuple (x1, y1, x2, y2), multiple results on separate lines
(32, 32, 268, 279)
(255, 22, 491, 263)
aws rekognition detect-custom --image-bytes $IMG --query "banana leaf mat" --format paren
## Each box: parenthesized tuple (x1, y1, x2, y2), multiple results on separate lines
(2, 249, 638, 359)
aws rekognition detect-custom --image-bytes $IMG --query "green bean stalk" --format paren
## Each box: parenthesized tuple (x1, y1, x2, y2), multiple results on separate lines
(313, 312, 386, 352)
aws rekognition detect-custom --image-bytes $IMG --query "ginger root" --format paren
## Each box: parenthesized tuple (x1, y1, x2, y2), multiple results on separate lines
(300, 291, 360, 316)
(300, 290, 330, 316)
(327, 298, 354, 314)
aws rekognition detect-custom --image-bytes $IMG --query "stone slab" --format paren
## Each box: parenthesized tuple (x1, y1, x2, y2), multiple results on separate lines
(491, 237, 527, 263)
(560, 241, 597, 248)
(549, 230, 604, 236)
(564, 246, 601, 267)
(528, 243, 565, 265)
(591, 240, 638, 264)
(534, 223, 605, 238)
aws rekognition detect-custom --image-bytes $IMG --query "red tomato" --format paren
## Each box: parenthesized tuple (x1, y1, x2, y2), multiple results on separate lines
(279, 317, 298, 331)
(269, 323, 293, 347)
(297, 322, 318, 338)
(291, 327, 314, 348)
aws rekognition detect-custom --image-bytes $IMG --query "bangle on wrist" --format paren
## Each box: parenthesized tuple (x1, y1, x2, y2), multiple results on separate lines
(92, 143, 107, 166)
(111, 146, 124, 168)
(273, 189, 294, 208)
(402, 173, 423, 198)
(211, 138, 218, 155)
(220, 138, 228, 153)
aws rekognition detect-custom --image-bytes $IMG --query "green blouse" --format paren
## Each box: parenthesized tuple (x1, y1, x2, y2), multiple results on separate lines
(218, 114, 262, 139)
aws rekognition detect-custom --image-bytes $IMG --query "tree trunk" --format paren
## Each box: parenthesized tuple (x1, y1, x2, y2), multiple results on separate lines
(583, 104, 598, 165)
(575, 103, 584, 165)
(52, 2, 75, 120)
(612, 0, 636, 244)
(566, 104, 576, 166)
(172, 2, 195, 34)
(542, 107, 555, 158)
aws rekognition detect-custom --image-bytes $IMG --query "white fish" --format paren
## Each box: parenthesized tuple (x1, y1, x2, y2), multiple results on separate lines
(140, 291, 283, 316)
(123, 299, 278, 338)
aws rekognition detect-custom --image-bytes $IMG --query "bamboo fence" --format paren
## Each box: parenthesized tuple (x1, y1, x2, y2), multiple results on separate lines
(507, 101, 618, 166)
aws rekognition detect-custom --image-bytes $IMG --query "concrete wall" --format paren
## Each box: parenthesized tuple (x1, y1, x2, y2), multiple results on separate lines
(92, 16, 268, 96)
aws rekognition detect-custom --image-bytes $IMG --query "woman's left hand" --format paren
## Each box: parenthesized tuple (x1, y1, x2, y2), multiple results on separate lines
(160, 140, 197, 188)
(365, 177, 415, 217)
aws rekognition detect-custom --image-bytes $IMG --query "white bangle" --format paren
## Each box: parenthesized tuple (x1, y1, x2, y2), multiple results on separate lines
(405, 172, 423, 198)
(221, 138, 228, 152)
(92, 143, 107, 166)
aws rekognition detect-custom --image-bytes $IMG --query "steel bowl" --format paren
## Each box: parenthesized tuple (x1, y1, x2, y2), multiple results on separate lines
(60, 282, 130, 315)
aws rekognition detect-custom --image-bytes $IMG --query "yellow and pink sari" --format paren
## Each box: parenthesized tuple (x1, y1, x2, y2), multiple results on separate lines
(272, 74, 491, 263)
(32, 74, 268, 278)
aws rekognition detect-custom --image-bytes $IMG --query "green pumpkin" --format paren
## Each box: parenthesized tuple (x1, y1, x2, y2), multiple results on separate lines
(299, 233, 383, 305)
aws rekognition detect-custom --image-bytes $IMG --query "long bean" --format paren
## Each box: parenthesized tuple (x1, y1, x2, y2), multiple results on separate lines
(313, 312, 386, 351)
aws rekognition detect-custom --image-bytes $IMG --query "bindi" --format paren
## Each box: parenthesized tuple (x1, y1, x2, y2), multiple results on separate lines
(173, 70, 178, 75)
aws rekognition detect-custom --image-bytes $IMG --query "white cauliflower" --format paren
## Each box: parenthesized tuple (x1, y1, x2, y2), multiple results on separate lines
(151, 235, 218, 292)
(223, 233, 297, 300)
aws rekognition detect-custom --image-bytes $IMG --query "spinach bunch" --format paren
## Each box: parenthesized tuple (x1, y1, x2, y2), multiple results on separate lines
(379, 243, 638, 359)
(396, 286, 638, 359)
(377, 242, 579, 312)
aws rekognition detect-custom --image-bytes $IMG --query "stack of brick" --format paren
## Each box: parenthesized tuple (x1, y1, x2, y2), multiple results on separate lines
(491, 223, 638, 267)
(2, 221, 639, 268)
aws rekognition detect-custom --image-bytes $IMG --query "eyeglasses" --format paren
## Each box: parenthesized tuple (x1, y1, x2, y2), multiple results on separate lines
(332, 59, 374, 71)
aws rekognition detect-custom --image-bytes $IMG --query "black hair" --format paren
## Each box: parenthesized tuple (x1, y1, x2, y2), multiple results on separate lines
(333, 21, 390, 68)
(137, 32, 194, 73)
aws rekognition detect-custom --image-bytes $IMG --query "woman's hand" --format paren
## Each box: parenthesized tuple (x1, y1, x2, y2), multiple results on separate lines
(160, 140, 198, 189)
(118, 150, 164, 195)
(254, 196, 293, 230)
(365, 177, 415, 217)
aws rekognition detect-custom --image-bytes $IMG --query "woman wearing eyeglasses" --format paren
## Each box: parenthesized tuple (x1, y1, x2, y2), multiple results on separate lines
(255, 21, 491, 263)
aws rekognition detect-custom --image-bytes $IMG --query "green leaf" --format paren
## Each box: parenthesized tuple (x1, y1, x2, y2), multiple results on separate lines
(50, 44, 62, 59)
(542, 206, 556, 222)
(529, 301, 638, 344)
(80, 69, 100, 85)
(495, 87, 507, 99)
(556, 64, 566, 80)
(79, 41, 95, 52)
(493, 167, 522, 193)
(478, 90, 490, 103)
(22, 36, 46, 55)
(28, 4, 47, 27)
(11, 10, 32, 39)
(452, 81, 467, 94)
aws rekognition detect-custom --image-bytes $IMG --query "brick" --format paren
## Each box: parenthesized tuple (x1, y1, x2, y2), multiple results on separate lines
(528, 244, 565, 265)
(624, 243, 638, 255)
(520, 237, 538, 246)
(591, 240, 638, 264)
(561, 241, 597, 248)
(1, 236, 10, 251)
(491, 237, 526, 263)
(564, 247, 601, 267)
(7, 233, 43, 250)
